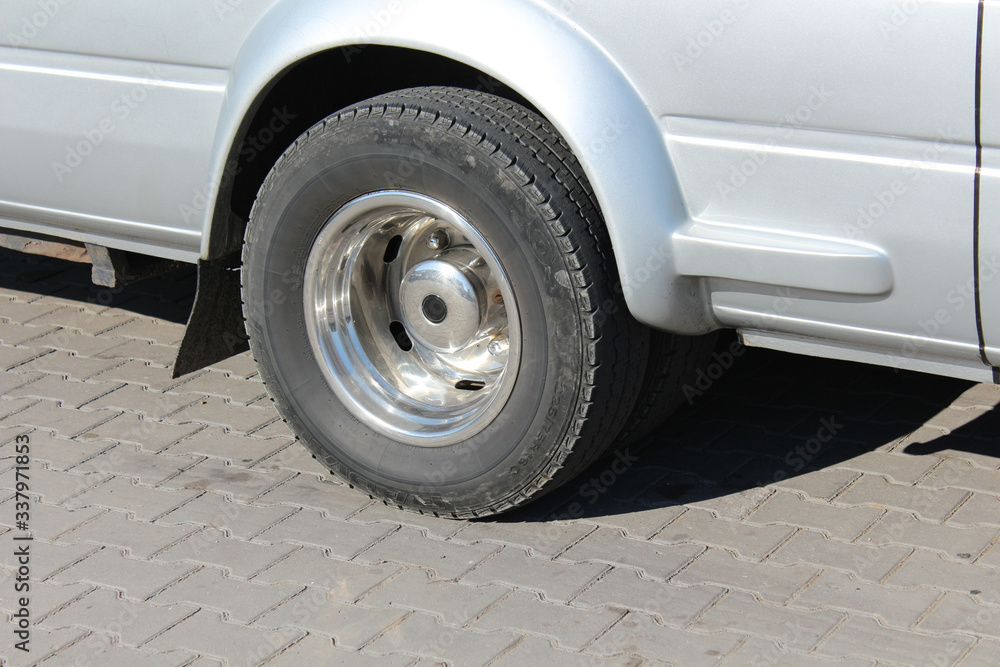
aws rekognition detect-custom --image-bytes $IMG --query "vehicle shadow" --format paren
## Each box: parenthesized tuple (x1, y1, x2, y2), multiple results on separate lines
(0, 248, 196, 325)
(501, 335, 996, 524)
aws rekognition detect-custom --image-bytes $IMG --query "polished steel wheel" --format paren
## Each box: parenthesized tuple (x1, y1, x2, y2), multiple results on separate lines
(303, 190, 521, 447)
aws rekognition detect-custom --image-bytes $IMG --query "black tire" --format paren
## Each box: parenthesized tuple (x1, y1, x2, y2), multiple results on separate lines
(242, 87, 648, 517)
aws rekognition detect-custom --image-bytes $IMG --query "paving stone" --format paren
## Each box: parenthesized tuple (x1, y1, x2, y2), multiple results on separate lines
(747, 490, 884, 541)
(96, 339, 179, 367)
(90, 358, 189, 392)
(160, 457, 293, 502)
(256, 509, 394, 559)
(858, 510, 1000, 560)
(473, 590, 621, 651)
(163, 396, 278, 434)
(206, 352, 261, 379)
(685, 486, 773, 521)
(256, 590, 409, 650)
(51, 547, 195, 600)
(692, 591, 844, 652)
(70, 443, 200, 486)
(889, 550, 1000, 598)
(452, 519, 592, 559)
(0, 579, 91, 619)
(361, 567, 508, 626)
(156, 492, 294, 539)
(792, 569, 941, 628)
(816, 615, 975, 666)
(144, 609, 303, 664)
(727, 639, 877, 666)
(493, 635, 641, 666)
(949, 494, 1000, 528)
(105, 316, 186, 346)
(919, 592, 1000, 639)
(583, 504, 686, 540)
(835, 474, 970, 522)
(152, 566, 300, 623)
(771, 468, 862, 501)
(768, 529, 911, 582)
(246, 417, 297, 441)
(154, 528, 298, 579)
(65, 476, 200, 521)
(29, 329, 129, 358)
(0, 395, 38, 420)
(7, 374, 120, 409)
(366, 612, 517, 664)
(0, 321, 58, 346)
(0, 539, 97, 581)
(0, 368, 45, 393)
(79, 412, 204, 451)
(653, 507, 795, 561)
(462, 547, 607, 603)
(960, 638, 1000, 666)
(0, 626, 87, 665)
(587, 612, 743, 666)
(0, 465, 108, 505)
(264, 633, 414, 667)
(355, 527, 498, 580)
(164, 426, 291, 466)
(5, 429, 114, 471)
(28, 306, 133, 336)
(168, 370, 267, 405)
(923, 458, 1000, 495)
(84, 385, 202, 420)
(40, 587, 196, 646)
(560, 527, 703, 580)
(1, 399, 118, 438)
(17, 349, 125, 381)
(350, 502, 467, 540)
(59, 510, 197, 559)
(38, 636, 197, 667)
(977, 543, 1000, 570)
(253, 547, 400, 601)
(250, 440, 328, 475)
(835, 451, 942, 485)
(255, 473, 373, 521)
(572, 567, 724, 626)
(926, 406, 991, 435)
(0, 299, 63, 326)
(673, 548, 818, 604)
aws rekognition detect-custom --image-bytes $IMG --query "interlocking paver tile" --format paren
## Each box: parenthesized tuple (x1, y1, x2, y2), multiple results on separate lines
(250, 438, 328, 474)
(27, 305, 133, 335)
(768, 529, 911, 582)
(264, 633, 414, 667)
(673, 548, 818, 603)
(70, 443, 200, 486)
(771, 468, 861, 501)
(366, 612, 518, 664)
(747, 490, 883, 540)
(472, 590, 622, 651)
(355, 527, 498, 580)
(164, 426, 291, 465)
(452, 519, 593, 559)
(253, 547, 400, 601)
(0, 321, 58, 346)
(84, 385, 202, 420)
(361, 567, 508, 626)
(153, 527, 298, 579)
(29, 329, 129, 358)
(256, 509, 394, 559)
(1, 429, 113, 472)
(586, 611, 743, 666)
(144, 609, 303, 664)
(960, 639, 1000, 666)
(923, 458, 1000, 495)
(685, 485, 772, 521)
(572, 568, 724, 626)
(350, 502, 467, 540)
(0, 465, 108, 505)
(835, 450, 943, 485)
(560, 527, 703, 579)
(39, 587, 196, 646)
(90, 358, 188, 392)
(724, 638, 876, 666)
(835, 474, 970, 522)
(95, 338, 179, 367)
(494, 636, 641, 666)
(37, 637, 197, 667)
(0, 626, 87, 665)
(104, 316, 186, 346)
(58, 509, 198, 559)
(792, 570, 941, 628)
(0, 368, 44, 393)
(858, 510, 1000, 560)
(156, 492, 294, 539)
(256, 589, 409, 650)
(151, 566, 300, 623)
(168, 370, 267, 405)
(65, 476, 200, 521)
(583, 504, 686, 540)
(888, 550, 1000, 597)
(462, 547, 607, 603)
(1, 399, 118, 438)
(51, 547, 196, 600)
(255, 473, 372, 521)
(7, 374, 120, 408)
(0, 579, 90, 619)
(80, 412, 204, 451)
(692, 591, 844, 651)
(0, 539, 98, 581)
(160, 457, 293, 502)
(918, 592, 1000, 639)
(816, 615, 975, 666)
(653, 507, 795, 560)
(949, 494, 1000, 528)
(17, 349, 125, 381)
(163, 395, 277, 434)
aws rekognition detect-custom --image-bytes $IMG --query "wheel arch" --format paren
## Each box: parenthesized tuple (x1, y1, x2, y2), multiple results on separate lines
(201, 0, 713, 334)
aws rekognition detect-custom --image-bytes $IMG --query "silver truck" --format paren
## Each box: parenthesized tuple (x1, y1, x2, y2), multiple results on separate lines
(2, 0, 996, 516)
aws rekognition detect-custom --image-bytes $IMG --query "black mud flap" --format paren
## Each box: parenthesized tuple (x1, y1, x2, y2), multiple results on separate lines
(172, 254, 249, 378)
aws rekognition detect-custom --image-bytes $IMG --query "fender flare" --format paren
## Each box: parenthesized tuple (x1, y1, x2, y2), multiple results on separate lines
(202, 0, 713, 333)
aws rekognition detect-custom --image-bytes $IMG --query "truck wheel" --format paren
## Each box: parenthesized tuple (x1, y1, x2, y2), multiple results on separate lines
(242, 86, 647, 517)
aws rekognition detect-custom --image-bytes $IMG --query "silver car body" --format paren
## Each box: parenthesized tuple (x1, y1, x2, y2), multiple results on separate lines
(1, 0, 997, 382)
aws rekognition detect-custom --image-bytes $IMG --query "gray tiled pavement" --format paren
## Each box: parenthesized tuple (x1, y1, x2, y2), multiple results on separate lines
(2, 249, 1000, 665)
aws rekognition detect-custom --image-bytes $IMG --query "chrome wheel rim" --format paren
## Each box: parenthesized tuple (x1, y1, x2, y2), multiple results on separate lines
(303, 191, 521, 447)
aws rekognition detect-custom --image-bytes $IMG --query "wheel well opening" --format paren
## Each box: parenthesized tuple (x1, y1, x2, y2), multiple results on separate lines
(211, 46, 535, 257)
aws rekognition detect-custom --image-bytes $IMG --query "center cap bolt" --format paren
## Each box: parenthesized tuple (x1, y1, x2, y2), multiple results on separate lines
(422, 294, 448, 323)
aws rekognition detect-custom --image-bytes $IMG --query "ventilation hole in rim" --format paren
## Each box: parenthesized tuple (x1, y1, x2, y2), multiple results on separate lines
(455, 380, 486, 391)
(383, 235, 403, 263)
(389, 321, 413, 351)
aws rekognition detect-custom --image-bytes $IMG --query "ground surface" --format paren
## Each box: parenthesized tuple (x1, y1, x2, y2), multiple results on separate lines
(1, 249, 1000, 666)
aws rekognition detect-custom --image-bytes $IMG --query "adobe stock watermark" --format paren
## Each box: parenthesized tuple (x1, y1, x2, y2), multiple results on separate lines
(4, 0, 69, 48)
(674, 0, 752, 71)
(757, 415, 845, 485)
(51, 64, 167, 182)
(879, 0, 923, 38)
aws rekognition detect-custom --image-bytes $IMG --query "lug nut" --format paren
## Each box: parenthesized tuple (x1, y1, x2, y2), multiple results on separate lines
(426, 229, 450, 251)
(488, 335, 510, 356)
